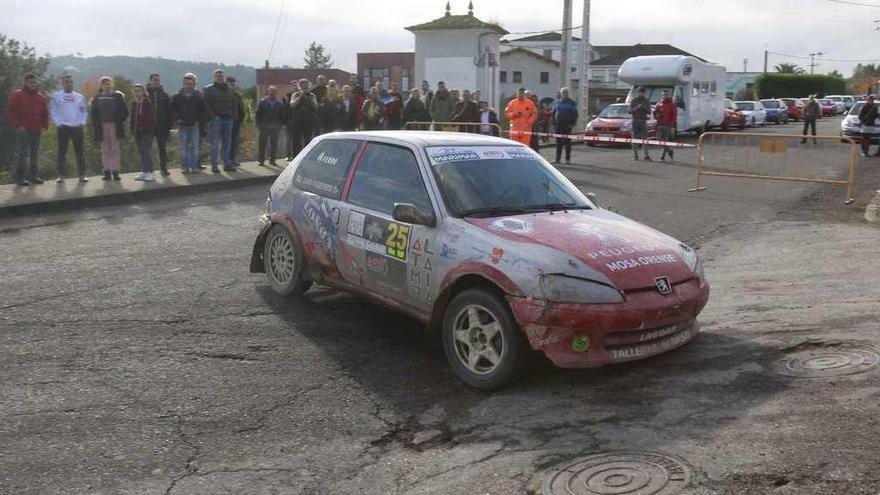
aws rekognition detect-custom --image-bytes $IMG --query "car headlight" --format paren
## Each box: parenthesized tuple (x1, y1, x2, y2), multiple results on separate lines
(679, 243, 705, 281)
(585, 122, 594, 131)
(539, 275, 624, 304)
(622, 121, 632, 131)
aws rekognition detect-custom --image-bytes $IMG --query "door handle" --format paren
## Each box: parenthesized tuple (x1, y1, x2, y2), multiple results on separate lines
(331, 207, 340, 225)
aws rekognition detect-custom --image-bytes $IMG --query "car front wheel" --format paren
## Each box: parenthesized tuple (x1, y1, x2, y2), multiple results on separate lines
(264, 225, 312, 296)
(442, 288, 527, 390)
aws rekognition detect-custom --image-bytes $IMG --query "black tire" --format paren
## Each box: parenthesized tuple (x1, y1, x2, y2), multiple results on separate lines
(263, 225, 312, 296)
(442, 288, 527, 390)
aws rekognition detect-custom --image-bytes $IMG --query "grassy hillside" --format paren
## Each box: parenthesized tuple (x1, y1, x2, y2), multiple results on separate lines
(48, 55, 257, 88)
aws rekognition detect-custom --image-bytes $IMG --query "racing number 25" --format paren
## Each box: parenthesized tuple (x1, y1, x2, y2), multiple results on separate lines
(385, 223, 410, 260)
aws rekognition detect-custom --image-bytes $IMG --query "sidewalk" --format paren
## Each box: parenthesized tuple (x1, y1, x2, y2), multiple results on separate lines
(0, 161, 284, 218)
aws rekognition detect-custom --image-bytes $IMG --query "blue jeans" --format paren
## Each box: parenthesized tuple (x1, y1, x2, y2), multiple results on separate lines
(178, 125, 199, 170)
(16, 130, 41, 183)
(136, 133, 154, 173)
(209, 117, 234, 169)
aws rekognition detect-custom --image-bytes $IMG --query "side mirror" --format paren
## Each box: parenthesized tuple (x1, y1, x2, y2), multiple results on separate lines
(587, 192, 600, 208)
(393, 203, 436, 228)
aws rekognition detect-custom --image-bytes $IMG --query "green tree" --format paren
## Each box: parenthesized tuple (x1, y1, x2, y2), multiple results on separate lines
(303, 41, 333, 69)
(0, 34, 53, 104)
(774, 63, 805, 74)
(828, 70, 843, 78)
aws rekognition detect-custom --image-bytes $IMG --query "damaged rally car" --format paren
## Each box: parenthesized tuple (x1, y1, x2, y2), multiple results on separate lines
(250, 131, 710, 389)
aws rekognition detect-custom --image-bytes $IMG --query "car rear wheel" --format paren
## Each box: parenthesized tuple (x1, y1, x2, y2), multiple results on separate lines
(442, 288, 527, 390)
(264, 225, 312, 296)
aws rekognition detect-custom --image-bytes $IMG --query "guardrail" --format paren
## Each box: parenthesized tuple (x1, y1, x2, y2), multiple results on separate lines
(690, 132, 858, 204)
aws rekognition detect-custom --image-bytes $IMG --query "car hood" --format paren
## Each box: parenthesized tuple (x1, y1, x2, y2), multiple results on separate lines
(590, 117, 628, 127)
(466, 210, 694, 290)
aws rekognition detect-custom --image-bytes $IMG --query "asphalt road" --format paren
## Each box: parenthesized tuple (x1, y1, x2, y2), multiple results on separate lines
(2, 119, 879, 495)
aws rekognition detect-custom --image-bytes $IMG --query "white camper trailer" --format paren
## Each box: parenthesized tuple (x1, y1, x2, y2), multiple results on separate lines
(618, 55, 726, 133)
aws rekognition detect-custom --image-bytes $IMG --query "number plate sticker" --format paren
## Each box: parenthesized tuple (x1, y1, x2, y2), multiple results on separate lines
(348, 211, 410, 262)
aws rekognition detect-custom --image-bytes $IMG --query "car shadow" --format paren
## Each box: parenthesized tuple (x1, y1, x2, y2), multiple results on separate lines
(255, 282, 794, 475)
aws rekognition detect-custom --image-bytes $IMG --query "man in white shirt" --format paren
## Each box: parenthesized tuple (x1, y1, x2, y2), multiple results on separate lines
(49, 74, 88, 182)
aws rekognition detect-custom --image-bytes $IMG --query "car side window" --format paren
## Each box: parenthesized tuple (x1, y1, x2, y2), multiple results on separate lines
(347, 143, 433, 216)
(292, 139, 361, 200)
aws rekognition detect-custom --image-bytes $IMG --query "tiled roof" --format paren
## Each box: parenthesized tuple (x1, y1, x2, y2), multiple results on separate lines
(405, 14, 508, 34)
(590, 44, 706, 66)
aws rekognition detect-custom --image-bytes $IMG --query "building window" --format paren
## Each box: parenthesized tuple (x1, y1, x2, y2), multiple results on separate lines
(362, 69, 370, 91)
(500, 71, 507, 83)
(543, 49, 553, 59)
(402, 68, 410, 92)
(369, 68, 389, 89)
(540, 72, 549, 84)
(513, 71, 522, 84)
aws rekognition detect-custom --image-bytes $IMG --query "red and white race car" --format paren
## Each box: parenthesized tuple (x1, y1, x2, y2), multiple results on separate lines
(251, 132, 710, 389)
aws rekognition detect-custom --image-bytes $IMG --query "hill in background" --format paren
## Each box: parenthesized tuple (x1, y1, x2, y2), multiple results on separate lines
(48, 55, 257, 88)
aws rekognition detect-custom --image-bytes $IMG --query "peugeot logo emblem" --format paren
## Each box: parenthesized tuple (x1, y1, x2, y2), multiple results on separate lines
(654, 277, 673, 295)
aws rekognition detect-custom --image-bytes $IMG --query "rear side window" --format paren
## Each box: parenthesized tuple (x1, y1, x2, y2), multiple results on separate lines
(347, 143, 433, 216)
(293, 139, 361, 200)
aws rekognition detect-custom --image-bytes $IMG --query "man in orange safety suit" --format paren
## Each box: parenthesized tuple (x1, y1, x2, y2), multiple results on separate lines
(505, 86, 537, 146)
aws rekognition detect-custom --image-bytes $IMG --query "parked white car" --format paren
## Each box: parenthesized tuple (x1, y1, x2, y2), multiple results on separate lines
(734, 101, 767, 127)
(825, 96, 847, 114)
(828, 95, 855, 110)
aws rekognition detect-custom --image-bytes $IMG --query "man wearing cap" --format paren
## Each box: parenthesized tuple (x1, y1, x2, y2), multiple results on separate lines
(858, 94, 878, 156)
(801, 94, 819, 145)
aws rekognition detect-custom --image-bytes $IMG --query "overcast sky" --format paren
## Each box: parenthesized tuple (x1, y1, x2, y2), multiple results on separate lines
(4, 0, 880, 76)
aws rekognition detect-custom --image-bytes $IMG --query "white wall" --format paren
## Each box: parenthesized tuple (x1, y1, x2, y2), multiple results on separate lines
(498, 50, 560, 103)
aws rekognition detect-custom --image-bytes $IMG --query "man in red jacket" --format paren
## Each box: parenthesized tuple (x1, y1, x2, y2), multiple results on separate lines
(653, 90, 678, 162)
(5, 73, 49, 186)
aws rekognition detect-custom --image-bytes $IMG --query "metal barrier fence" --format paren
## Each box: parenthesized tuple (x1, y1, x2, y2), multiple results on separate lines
(403, 121, 501, 135)
(691, 132, 858, 204)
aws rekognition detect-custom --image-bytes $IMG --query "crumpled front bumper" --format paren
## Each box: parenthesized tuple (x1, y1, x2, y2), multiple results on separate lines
(509, 277, 710, 368)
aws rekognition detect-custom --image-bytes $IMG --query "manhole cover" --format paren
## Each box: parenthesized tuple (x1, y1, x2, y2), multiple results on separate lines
(773, 344, 880, 378)
(543, 452, 690, 495)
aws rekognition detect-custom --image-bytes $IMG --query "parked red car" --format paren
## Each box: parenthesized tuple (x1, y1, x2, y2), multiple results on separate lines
(781, 98, 804, 121)
(817, 98, 835, 117)
(722, 99, 746, 130)
(584, 103, 656, 145)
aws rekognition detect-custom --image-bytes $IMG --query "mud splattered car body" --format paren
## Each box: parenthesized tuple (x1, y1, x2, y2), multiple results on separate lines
(251, 131, 710, 388)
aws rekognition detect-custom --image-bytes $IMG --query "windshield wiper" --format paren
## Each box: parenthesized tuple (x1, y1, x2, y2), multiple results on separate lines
(459, 206, 534, 218)
(523, 203, 592, 211)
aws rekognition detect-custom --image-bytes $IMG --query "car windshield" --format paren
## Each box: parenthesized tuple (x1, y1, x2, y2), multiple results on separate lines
(761, 100, 780, 109)
(425, 146, 591, 217)
(598, 105, 631, 119)
(735, 102, 754, 110)
(850, 102, 864, 115)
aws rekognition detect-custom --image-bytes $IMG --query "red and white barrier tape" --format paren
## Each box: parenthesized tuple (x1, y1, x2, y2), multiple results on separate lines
(502, 130, 696, 149)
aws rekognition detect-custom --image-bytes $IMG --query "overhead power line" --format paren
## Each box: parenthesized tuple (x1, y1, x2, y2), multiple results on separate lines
(506, 25, 582, 36)
(827, 0, 880, 7)
(267, 0, 288, 64)
(768, 50, 880, 63)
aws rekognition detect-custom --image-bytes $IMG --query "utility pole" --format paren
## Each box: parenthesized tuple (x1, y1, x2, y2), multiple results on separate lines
(560, 0, 572, 93)
(743, 58, 748, 73)
(809, 51, 825, 74)
(763, 50, 768, 73)
(578, 0, 591, 129)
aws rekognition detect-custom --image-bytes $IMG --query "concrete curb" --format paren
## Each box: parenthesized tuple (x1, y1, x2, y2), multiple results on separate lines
(0, 170, 279, 219)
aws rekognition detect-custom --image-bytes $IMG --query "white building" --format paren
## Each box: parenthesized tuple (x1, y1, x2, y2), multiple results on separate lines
(498, 48, 560, 104)
(406, 2, 506, 111)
